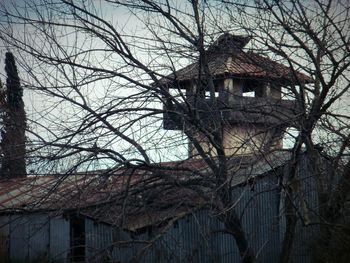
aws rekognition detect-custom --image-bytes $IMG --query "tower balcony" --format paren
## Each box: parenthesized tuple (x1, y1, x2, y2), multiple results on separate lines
(163, 96, 301, 130)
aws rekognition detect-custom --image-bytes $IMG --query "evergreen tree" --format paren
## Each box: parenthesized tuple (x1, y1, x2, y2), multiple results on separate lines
(0, 52, 26, 177)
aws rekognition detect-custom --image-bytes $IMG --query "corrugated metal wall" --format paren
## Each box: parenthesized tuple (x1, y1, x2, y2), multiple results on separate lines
(0, 216, 9, 263)
(0, 160, 321, 263)
(289, 156, 320, 263)
(81, 167, 318, 263)
(82, 175, 282, 263)
(0, 214, 70, 263)
(85, 218, 114, 262)
(50, 215, 70, 262)
(9, 214, 52, 261)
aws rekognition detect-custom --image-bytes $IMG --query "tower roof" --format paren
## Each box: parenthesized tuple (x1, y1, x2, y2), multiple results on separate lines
(161, 33, 311, 84)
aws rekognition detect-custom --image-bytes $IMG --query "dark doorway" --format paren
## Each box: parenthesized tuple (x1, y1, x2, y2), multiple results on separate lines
(70, 216, 85, 262)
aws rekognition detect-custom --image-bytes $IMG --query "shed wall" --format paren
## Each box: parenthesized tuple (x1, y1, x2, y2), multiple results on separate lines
(0, 216, 9, 263)
(50, 216, 70, 262)
(81, 174, 281, 263)
(0, 214, 70, 263)
(0, 157, 321, 263)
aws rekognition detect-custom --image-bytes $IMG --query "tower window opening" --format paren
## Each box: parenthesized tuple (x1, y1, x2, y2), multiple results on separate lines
(205, 91, 220, 98)
(243, 79, 262, 97)
(242, 91, 255, 97)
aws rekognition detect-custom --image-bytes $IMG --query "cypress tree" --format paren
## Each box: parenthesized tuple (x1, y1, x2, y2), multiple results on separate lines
(0, 52, 26, 177)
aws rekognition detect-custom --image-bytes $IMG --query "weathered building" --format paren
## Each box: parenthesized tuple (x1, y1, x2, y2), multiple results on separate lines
(0, 152, 322, 263)
(0, 34, 320, 263)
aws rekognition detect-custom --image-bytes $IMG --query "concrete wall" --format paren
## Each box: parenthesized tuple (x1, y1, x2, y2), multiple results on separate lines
(189, 124, 282, 157)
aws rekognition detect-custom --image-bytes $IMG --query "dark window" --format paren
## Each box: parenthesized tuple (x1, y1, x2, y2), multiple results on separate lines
(71, 216, 85, 262)
(243, 79, 263, 97)
(243, 81, 255, 97)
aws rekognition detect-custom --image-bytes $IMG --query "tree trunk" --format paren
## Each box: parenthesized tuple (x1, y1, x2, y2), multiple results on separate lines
(222, 209, 256, 263)
(279, 189, 297, 263)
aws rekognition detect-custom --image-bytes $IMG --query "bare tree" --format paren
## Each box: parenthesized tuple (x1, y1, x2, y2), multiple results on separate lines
(222, 0, 350, 261)
(0, 0, 349, 262)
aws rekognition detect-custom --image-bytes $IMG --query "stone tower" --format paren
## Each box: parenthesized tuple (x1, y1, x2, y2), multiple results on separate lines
(162, 33, 310, 157)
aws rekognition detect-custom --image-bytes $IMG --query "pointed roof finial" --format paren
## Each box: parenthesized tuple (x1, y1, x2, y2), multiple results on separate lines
(207, 33, 251, 53)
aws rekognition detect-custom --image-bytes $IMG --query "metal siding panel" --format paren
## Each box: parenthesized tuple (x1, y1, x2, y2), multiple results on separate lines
(111, 228, 134, 262)
(100, 178, 281, 263)
(85, 219, 94, 260)
(85, 219, 114, 262)
(256, 178, 280, 263)
(161, 219, 186, 262)
(150, 214, 194, 263)
(232, 175, 280, 263)
(10, 215, 29, 261)
(108, 174, 281, 263)
(165, 222, 185, 262)
(278, 155, 321, 263)
(145, 210, 241, 263)
(133, 231, 148, 262)
(50, 215, 70, 262)
(99, 222, 113, 261)
(279, 165, 288, 247)
(28, 214, 50, 261)
(131, 164, 315, 263)
(0, 216, 9, 263)
(202, 209, 239, 262)
(290, 156, 319, 263)
(181, 212, 200, 262)
(9, 214, 52, 262)
(193, 210, 209, 263)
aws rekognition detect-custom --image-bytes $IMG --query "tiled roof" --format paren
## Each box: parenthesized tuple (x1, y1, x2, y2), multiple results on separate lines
(0, 151, 291, 230)
(161, 33, 311, 84)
